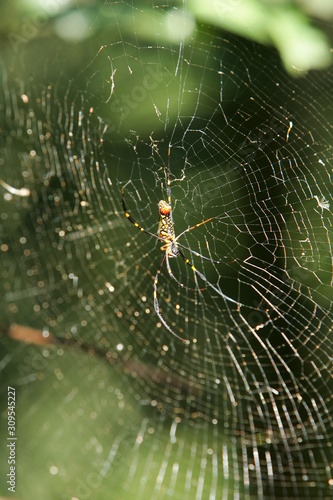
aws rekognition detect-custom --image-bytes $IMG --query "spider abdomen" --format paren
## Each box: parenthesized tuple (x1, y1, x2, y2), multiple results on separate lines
(158, 200, 175, 239)
(158, 200, 179, 257)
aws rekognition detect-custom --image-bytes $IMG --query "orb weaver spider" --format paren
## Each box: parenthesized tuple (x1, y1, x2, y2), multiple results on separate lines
(121, 146, 240, 344)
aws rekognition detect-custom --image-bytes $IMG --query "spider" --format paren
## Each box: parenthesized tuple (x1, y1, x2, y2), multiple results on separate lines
(121, 146, 240, 344)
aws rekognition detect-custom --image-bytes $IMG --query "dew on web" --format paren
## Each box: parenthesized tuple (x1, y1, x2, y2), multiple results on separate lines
(1, 2, 333, 499)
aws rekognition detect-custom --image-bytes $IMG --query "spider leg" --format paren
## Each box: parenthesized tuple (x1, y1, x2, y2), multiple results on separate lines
(177, 241, 233, 264)
(178, 249, 243, 307)
(166, 145, 172, 207)
(174, 217, 213, 242)
(175, 217, 237, 266)
(176, 241, 238, 266)
(122, 187, 163, 240)
(165, 251, 206, 292)
(153, 255, 190, 344)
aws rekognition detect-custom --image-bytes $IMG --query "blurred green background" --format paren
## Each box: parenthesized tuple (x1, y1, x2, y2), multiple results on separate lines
(0, 1, 333, 499)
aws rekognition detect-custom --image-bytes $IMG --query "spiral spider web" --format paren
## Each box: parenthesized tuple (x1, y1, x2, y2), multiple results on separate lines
(0, 1, 333, 499)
